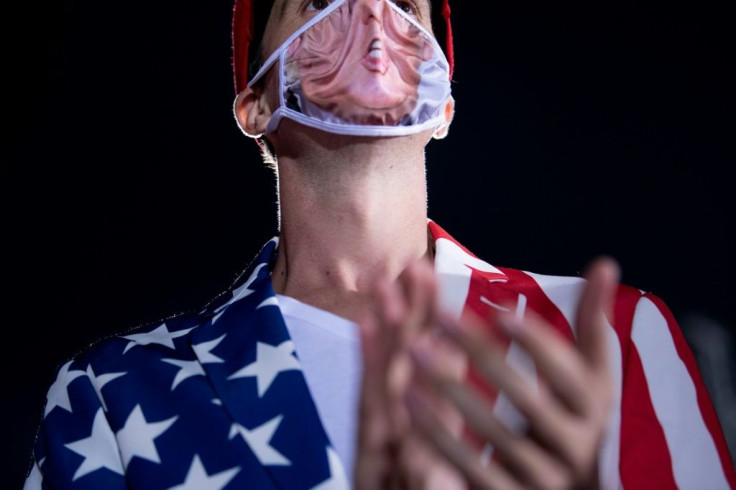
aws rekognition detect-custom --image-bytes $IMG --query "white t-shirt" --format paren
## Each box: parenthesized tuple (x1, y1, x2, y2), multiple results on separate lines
(277, 294, 362, 480)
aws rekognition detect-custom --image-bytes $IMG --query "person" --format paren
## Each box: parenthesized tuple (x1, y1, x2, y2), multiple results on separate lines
(23, 0, 735, 489)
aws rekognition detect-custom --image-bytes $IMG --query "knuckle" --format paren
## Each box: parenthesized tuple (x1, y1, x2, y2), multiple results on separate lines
(515, 388, 545, 418)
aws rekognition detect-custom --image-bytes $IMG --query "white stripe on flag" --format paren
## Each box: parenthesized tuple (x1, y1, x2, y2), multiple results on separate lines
(631, 297, 729, 490)
(523, 272, 585, 335)
(598, 321, 623, 490)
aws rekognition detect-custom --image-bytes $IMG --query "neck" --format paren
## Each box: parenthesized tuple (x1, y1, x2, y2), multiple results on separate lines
(270, 123, 434, 322)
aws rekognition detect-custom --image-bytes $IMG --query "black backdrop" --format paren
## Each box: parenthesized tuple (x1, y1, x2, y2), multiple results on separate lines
(5, 1, 735, 487)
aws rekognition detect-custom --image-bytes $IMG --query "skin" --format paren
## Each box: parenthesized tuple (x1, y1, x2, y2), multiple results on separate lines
(234, 0, 441, 323)
(233, 1, 616, 488)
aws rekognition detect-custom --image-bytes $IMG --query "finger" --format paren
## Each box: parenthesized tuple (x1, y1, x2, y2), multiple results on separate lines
(405, 385, 523, 490)
(439, 312, 570, 448)
(374, 275, 410, 336)
(495, 311, 593, 415)
(397, 430, 467, 490)
(396, 258, 440, 341)
(411, 343, 573, 490)
(373, 277, 411, 383)
(409, 335, 467, 435)
(575, 256, 620, 376)
(357, 315, 389, 419)
(372, 275, 420, 433)
(356, 317, 396, 467)
(357, 314, 392, 393)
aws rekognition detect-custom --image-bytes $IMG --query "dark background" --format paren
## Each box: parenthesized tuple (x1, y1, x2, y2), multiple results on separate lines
(4, 1, 735, 487)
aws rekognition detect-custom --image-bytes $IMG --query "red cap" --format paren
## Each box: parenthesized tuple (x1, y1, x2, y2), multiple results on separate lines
(231, 0, 454, 94)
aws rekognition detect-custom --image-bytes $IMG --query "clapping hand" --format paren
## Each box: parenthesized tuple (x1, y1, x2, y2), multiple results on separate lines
(354, 258, 466, 490)
(354, 256, 618, 490)
(406, 257, 619, 490)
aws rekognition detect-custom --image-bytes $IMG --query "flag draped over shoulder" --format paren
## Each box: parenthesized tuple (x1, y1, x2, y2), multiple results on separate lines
(24, 221, 735, 490)
(430, 221, 735, 490)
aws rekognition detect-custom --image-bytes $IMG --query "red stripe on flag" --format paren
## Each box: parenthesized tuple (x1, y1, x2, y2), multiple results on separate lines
(496, 267, 576, 342)
(612, 285, 678, 489)
(460, 271, 511, 455)
(620, 343, 678, 489)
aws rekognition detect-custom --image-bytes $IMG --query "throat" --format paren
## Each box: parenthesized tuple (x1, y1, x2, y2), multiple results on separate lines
(270, 128, 435, 322)
(271, 212, 433, 324)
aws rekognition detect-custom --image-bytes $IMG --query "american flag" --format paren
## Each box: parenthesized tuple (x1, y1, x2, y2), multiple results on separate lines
(24, 221, 735, 489)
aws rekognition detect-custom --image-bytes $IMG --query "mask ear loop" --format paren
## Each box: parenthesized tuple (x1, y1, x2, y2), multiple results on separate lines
(246, 0, 348, 136)
(261, 47, 289, 136)
(236, 0, 347, 138)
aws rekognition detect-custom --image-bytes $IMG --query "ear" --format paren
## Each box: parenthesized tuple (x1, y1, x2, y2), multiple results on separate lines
(432, 95, 455, 140)
(233, 85, 273, 138)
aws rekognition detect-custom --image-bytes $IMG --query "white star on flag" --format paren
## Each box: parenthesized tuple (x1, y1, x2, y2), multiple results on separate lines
(212, 262, 268, 324)
(229, 415, 291, 466)
(161, 358, 206, 390)
(122, 324, 194, 354)
(86, 364, 126, 412)
(44, 360, 85, 417)
(192, 334, 226, 363)
(311, 446, 350, 490)
(65, 408, 124, 481)
(167, 455, 240, 490)
(116, 404, 178, 468)
(228, 341, 301, 397)
(257, 296, 279, 309)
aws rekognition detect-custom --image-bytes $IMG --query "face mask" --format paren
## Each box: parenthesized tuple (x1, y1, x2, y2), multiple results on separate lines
(244, 0, 453, 138)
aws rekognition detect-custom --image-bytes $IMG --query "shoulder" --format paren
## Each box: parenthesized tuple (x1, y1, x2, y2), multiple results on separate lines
(36, 308, 213, 430)
(61, 308, 209, 376)
(428, 221, 666, 335)
(60, 236, 281, 374)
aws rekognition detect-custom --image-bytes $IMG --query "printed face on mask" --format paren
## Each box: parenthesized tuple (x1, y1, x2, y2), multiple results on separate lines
(285, 0, 433, 125)
(243, 0, 452, 138)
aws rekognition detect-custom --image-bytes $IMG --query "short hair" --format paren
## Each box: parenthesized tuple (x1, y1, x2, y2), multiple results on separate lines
(231, 0, 454, 95)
